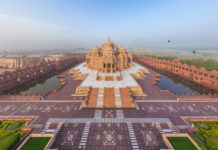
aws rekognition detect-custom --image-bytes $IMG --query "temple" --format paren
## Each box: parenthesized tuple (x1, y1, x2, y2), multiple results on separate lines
(85, 37, 133, 73)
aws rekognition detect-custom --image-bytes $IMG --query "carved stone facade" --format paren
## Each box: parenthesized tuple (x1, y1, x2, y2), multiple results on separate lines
(128, 86, 147, 96)
(85, 37, 133, 73)
(69, 69, 87, 80)
(72, 86, 90, 96)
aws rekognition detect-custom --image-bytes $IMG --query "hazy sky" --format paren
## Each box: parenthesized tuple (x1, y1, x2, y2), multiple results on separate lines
(0, 0, 218, 51)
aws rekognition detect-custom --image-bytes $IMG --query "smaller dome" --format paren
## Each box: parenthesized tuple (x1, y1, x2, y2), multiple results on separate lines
(118, 45, 126, 52)
(101, 36, 117, 49)
(91, 45, 101, 52)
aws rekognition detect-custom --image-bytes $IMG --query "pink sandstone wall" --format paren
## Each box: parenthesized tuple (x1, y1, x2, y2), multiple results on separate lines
(134, 56, 218, 92)
(0, 56, 85, 94)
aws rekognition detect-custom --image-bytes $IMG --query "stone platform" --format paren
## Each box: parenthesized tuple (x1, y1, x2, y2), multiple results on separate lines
(83, 87, 135, 109)
(74, 62, 144, 88)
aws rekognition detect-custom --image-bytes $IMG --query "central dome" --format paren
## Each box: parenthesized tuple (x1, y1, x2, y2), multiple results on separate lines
(101, 37, 118, 50)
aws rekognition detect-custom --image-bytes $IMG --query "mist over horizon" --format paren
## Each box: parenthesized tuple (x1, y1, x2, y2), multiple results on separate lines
(0, 0, 218, 52)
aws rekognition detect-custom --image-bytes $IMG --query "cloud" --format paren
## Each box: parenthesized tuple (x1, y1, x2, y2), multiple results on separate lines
(0, 14, 82, 51)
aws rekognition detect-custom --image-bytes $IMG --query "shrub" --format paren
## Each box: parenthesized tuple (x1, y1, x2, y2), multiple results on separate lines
(194, 132, 205, 143)
(195, 122, 210, 130)
(7, 122, 23, 131)
(192, 122, 218, 150)
(192, 138, 207, 150)
(0, 134, 21, 150)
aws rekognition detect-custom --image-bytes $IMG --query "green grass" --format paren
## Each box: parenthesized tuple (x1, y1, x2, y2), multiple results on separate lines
(180, 58, 218, 71)
(0, 134, 21, 150)
(193, 122, 218, 150)
(0, 121, 27, 150)
(21, 137, 51, 150)
(168, 137, 198, 150)
(194, 132, 205, 143)
(7, 122, 23, 130)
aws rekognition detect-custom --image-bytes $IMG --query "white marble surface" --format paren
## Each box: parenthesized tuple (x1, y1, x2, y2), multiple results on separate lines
(74, 62, 144, 88)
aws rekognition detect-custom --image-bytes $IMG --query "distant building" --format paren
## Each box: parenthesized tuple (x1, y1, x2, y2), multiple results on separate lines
(44, 54, 65, 62)
(0, 55, 41, 69)
(0, 57, 25, 69)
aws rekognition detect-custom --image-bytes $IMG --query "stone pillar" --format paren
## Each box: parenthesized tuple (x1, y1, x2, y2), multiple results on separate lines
(111, 63, 113, 73)
(102, 64, 104, 73)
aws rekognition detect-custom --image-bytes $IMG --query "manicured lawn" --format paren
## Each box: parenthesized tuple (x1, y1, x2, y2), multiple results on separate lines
(193, 121, 218, 150)
(21, 137, 51, 150)
(0, 134, 21, 150)
(168, 137, 198, 150)
(0, 121, 27, 150)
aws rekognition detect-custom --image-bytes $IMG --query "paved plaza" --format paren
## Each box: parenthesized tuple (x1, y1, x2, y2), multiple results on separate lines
(0, 100, 218, 149)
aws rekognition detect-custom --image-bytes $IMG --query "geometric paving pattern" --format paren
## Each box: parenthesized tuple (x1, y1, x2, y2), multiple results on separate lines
(133, 123, 166, 150)
(51, 123, 85, 150)
(86, 123, 132, 150)
(1, 100, 218, 150)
